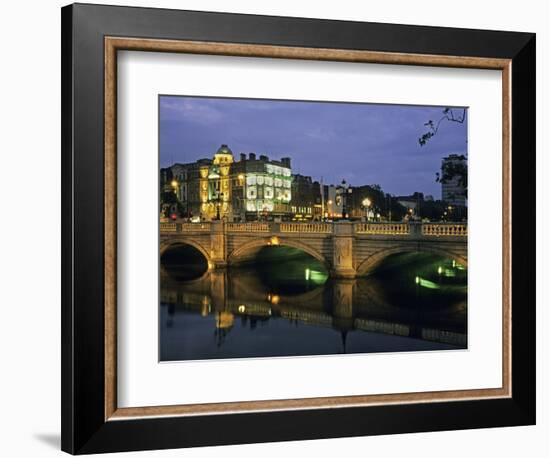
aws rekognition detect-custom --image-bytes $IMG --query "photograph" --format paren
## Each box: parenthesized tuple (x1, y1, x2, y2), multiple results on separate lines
(159, 95, 469, 361)
(55, 3, 537, 454)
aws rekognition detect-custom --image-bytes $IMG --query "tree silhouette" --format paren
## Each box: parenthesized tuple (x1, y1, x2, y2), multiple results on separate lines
(436, 155, 468, 199)
(418, 108, 468, 199)
(418, 108, 466, 146)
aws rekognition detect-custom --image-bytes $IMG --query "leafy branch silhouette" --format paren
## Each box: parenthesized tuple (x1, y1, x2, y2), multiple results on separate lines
(418, 108, 467, 146)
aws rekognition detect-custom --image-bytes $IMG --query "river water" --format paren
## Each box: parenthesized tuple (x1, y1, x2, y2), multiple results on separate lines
(160, 247, 467, 361)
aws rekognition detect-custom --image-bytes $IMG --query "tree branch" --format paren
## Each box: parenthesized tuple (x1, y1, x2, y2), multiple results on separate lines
(419, 108, 466, 146)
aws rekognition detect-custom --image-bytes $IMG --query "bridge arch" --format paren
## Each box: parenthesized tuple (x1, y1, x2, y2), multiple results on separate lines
(160, 237, 212, 266)
(356, 245, 468, 277)
(227, 237, 330, 270)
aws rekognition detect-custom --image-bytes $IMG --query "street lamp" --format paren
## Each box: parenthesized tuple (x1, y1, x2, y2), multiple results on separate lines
(362, 197, 371, 221)
(340, 179, 352, 219)
(170, 179, 178, 199)
(216, 192, 224, 220)
(238, 174, 246, 221)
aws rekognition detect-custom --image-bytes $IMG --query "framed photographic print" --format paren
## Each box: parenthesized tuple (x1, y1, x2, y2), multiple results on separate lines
(61, 3, 536, 454)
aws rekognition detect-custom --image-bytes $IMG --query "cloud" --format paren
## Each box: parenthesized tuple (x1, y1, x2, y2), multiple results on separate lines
(160, 98, 223, 124)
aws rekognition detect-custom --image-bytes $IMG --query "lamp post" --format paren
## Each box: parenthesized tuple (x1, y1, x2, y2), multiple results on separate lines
(340, 179, 352, 219)
(170, 178, 178, 200)
(238, 174, 245, 222)
(362, 197, 372, 221)
(169, 178, 179, 219)
(216, 192, 224, 220)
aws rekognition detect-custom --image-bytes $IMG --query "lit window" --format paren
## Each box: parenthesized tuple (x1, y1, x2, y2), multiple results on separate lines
(257, 175, 265, 185)
(274, 178, 282, 187)
(246, 175, 256, 186)
(265, 176, 273, 186)
(264, 186, 274, 199)
(247, 186, 257, 199)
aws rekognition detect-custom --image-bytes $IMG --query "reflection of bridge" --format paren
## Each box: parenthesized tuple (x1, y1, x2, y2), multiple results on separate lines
(160, 270, 467, 348)
(160, 221, 467, 278)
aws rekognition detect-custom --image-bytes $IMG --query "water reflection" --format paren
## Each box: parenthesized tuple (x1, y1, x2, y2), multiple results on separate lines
(160, 250, 467, 361)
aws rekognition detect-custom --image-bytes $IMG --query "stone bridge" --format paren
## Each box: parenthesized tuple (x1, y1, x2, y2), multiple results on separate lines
(160, 221, 467, 278)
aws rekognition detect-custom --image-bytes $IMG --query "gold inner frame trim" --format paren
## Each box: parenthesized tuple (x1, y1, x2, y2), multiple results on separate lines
(104, 36, 512, 421)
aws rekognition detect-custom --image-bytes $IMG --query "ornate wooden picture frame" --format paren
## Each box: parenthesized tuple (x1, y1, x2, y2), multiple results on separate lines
(62, 3, 535, 454)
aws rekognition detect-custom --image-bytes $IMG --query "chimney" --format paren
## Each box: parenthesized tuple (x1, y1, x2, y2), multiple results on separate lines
(240, 153, 246, 161)
(259, 154, 268, 161)
(249, 153, 256, 160)
(281, 157, 291, 168)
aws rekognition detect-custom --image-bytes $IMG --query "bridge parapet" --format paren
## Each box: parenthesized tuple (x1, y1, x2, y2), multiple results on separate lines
(160, 222, 211, 233)
(161, 221, 468, 240)
(354, 222, 467, 240)
(355, 222, 409, 235)
(226, 222, 269, 232)
(160, 222, 177, 233)
(421, 223, 467, 237)
(280, 222, 332, 234)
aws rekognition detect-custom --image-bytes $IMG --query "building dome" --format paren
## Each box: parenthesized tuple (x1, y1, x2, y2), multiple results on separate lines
(216, 144, 233, 155)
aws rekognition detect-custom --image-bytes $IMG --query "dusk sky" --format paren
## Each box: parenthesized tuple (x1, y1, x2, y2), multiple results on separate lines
(159, 96, 467, 198)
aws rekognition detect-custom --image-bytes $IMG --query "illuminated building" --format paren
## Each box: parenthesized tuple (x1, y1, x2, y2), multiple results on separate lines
(236, 153, 292, 220)
(198, 144, 234, 220)
(290, 174, 316, 220)
(161, 145, 293, 221)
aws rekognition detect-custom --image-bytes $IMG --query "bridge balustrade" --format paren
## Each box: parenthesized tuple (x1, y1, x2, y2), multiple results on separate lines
(159, 222, 177, 233)
(160, 222, 211, 233)
(226, 222, 270, 232)
(180, 222, 211, 232)
(161, 221, 468, 239)
(354, 223, 410, 235)
(279, 222, 333, 234)
(421, 223, 467, 237)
